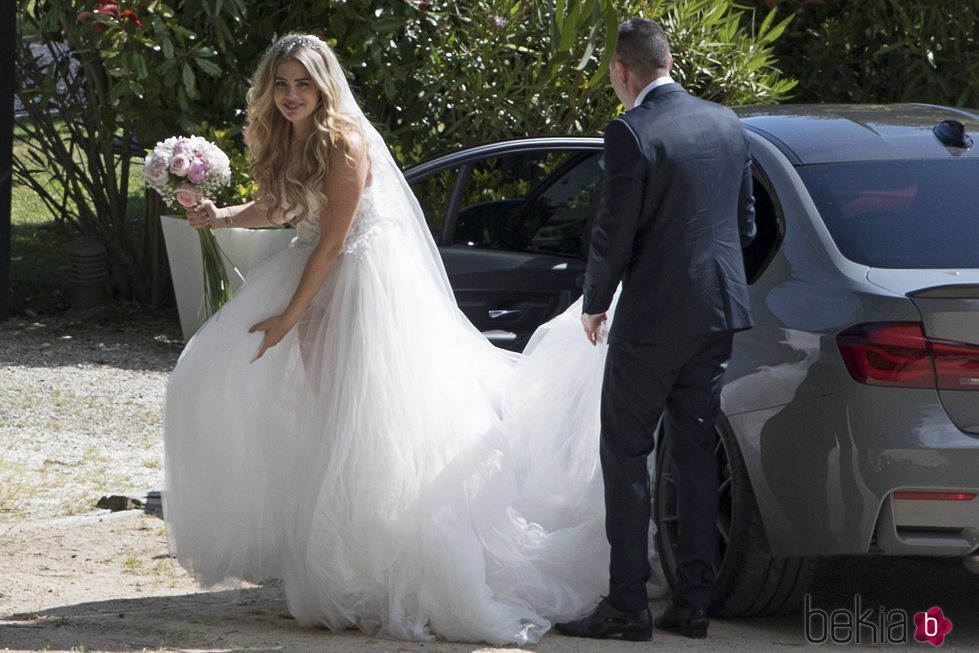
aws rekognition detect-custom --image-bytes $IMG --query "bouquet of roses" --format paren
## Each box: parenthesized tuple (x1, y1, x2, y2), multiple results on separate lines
(144, 136, 234, 317)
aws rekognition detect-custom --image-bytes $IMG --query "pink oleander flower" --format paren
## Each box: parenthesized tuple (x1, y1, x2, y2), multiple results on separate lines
(94, 3, 120, 17)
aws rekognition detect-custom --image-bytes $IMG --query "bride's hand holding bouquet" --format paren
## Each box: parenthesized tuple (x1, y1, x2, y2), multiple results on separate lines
(144, 135, 234, 315)
(184, 199, 222, 230)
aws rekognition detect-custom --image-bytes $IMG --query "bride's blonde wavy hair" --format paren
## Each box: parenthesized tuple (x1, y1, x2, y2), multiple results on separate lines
(245, 34, 364, 222)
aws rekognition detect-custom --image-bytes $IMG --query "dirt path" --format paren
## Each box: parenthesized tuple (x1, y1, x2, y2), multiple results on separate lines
(0, 314, 681, 653)
(0, 509, 506, 652)
(0, 314, 523, 652)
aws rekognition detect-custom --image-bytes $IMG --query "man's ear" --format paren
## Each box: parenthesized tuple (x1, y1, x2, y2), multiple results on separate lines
(612, 58, 629, 84)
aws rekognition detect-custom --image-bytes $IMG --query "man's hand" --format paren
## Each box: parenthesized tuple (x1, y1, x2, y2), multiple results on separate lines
(249, 314, 296, 361)
(581, 312, 608, 347)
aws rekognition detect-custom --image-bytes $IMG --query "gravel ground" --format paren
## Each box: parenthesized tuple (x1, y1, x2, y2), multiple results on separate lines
(0, 309, 632, 653)
(0, 309, 180, 518)
(3, 308, 979, 653)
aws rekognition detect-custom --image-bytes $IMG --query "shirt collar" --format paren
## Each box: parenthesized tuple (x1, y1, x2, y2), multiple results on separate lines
(633, 75, 675, 107)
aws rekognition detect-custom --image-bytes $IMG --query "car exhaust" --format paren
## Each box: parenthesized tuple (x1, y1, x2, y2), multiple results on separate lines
(961, 552, 979, 574)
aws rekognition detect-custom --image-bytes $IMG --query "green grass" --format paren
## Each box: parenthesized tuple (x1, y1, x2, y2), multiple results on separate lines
(10, 180, 72, 315)
(10, 133, 149, 316)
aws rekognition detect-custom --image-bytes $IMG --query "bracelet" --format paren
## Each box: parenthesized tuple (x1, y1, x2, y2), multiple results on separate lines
(223, 209, 233, 227)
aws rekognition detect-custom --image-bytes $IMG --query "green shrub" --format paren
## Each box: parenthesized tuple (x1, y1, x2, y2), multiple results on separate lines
(760, 0, 979, 106)
(14, 0, 237, 305)
(318, 0, 796, 165)
(13, 0, 796, 314)
(650, 0, 796, 106)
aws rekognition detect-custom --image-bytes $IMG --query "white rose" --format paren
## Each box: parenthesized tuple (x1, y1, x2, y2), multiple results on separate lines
(144, 153, 170, 187)
(203, 144, 230, 174)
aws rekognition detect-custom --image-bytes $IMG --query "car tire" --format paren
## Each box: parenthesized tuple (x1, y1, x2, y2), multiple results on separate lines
(653, 416, 816, 617)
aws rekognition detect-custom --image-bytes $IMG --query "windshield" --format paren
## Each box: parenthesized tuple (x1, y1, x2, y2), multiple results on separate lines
(798, 160, 979, 269)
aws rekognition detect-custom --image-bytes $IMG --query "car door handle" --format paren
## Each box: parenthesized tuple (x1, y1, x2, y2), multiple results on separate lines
(482, 330, 518, 343)
(488, 309, 522, 320)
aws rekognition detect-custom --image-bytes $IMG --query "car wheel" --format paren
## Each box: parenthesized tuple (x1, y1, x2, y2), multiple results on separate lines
(653, 416, 815, 616)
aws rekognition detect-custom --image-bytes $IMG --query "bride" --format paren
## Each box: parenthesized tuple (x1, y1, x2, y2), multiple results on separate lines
(163, 33, 660, 645)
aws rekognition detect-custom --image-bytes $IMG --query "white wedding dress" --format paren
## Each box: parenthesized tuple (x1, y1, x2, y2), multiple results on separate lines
(163, 92, 663, 644)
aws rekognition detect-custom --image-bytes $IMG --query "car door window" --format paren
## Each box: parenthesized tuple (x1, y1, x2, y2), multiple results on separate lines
(455, 151, 602, 258)
(411, 166, 459, 242)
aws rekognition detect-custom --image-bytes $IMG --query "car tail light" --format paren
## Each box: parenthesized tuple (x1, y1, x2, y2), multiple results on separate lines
(837, 323, 934, 388)
(837, 322, 979, 390)
(930, 339, 979, 390)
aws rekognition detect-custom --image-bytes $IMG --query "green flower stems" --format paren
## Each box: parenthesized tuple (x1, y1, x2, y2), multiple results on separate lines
(197, 227, 233, 318)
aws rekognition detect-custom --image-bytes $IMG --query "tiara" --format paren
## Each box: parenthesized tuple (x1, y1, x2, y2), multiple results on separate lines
(274, 35, 321, 53)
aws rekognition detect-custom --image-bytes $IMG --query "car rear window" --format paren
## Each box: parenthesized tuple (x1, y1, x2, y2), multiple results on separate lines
(798, 160, 979, 269)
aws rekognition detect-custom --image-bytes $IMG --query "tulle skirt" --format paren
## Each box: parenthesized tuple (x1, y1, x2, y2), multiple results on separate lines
(162, 224, 644, 644)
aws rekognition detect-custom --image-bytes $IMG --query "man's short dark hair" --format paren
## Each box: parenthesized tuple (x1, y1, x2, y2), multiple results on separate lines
(615, 18, 671, 79)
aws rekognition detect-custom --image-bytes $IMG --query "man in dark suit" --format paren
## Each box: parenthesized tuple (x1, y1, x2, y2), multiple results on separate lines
(556, 18, 755, 641)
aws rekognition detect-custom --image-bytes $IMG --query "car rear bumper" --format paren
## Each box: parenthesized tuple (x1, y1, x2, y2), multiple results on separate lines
(729, 386, 979, 557)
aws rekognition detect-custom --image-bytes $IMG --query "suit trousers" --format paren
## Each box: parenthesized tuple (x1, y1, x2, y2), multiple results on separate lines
(600, 331, 734, 612)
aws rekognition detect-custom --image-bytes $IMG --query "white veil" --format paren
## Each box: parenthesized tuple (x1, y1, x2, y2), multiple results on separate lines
(322, 39, 460, 304)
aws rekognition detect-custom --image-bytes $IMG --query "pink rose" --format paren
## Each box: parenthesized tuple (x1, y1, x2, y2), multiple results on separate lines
(169, 153, 190, 177)
(174, 186, 200, 209)
(187, 159, 208, 184)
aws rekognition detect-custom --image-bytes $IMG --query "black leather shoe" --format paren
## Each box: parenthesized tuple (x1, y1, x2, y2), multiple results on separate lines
(654, 599, 709, 638)
(555, 597, 652, 641)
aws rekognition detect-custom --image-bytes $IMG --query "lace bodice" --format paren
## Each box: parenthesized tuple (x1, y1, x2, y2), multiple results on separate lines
(292, 181, 398, 256)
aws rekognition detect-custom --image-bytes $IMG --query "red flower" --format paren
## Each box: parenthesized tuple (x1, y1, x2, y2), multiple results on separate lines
(76, 10, 93, 21)
(121, 8, 142, 27)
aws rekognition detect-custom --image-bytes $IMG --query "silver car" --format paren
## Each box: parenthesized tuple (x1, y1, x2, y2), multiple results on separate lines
(404, 104, 979, 615)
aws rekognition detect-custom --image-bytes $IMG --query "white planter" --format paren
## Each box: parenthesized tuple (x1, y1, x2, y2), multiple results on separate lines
(161, 215, 296, 340)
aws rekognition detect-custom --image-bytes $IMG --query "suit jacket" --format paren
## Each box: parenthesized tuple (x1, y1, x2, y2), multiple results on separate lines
(582, 83, 756, 343)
